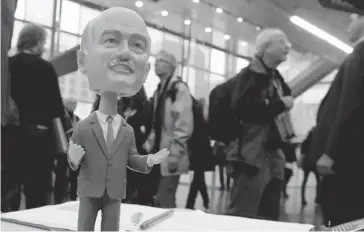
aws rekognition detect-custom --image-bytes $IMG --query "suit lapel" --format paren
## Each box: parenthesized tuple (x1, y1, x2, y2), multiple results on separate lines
(89, 112, 109, 160)
(109, 117, 128, 158)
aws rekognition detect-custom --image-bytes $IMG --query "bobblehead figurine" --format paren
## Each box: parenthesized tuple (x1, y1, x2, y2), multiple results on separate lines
(67, 7, 169, 231)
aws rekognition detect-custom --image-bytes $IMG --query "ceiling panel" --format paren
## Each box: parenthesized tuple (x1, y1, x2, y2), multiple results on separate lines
(82, 0, 354, 64)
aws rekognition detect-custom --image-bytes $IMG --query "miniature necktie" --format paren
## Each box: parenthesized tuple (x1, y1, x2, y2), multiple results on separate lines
(106, 115, 114, 150)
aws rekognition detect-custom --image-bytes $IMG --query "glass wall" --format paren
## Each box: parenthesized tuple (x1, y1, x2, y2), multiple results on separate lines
(10, 0, 327, 188)
(10, 0, 254, 111)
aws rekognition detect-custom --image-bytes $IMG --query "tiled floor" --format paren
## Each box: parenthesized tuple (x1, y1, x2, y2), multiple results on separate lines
(175, 167, 323, 227)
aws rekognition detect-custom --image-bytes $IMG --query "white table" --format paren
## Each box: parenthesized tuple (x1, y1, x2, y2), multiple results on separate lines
(1, 201, 313, 231)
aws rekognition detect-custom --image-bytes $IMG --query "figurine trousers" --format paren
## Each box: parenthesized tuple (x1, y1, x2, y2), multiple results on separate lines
(78, 191, 121, 231)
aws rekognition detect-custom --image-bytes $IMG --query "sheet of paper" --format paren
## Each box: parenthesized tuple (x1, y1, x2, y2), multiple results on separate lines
(1, 201, 313, 231)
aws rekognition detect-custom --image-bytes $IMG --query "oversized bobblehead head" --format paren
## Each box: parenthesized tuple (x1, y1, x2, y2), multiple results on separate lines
(77, 7, 151, 97)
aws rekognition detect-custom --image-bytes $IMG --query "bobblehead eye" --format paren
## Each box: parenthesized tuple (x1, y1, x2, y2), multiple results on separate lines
(132, 41, 146, 52)
(105, 38, 117, 44)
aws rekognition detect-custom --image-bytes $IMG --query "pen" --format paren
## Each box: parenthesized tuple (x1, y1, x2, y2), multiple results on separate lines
(138, 209, 174, 230)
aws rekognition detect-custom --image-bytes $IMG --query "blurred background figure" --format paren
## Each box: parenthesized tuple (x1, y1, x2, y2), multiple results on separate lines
(307, 14, 364, 226)
(281, 141, 297, 199)
(185, 97, 214, 210)
(298, 127, 321, 206)
(9, 23, 65, 209)
(1, 0, 20, 212)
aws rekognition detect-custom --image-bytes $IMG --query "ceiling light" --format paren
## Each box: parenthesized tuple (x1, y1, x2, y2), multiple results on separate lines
(224, 34, 231, 40)
(135, 1, 143, 8)
(241, 41, 248, 46)
(237, 17, 243, 23)
(192, 0, 199, 3)
(216, 8, 223, 13)
(161, 10, 168, 17)
(184, 19, 191, 25)
(256, 26, 261, 31)
(290, 15, 353, 54)
(205, 27, 212, 33)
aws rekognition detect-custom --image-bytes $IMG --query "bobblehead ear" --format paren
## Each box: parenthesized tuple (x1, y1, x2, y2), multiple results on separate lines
(77, 50, 86, 73)
(142, 63, 151, 84)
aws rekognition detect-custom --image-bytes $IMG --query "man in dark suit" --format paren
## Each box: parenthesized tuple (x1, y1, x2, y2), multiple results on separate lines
(308, 14, 364, 226)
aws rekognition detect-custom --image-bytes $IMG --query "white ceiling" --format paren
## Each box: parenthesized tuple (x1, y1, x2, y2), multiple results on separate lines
(83, 0, 354, 64)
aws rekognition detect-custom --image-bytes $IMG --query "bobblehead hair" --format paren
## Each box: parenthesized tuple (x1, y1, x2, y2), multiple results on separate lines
(79, 7, 151, 54)
(16, 24, 47, 51)
(254, 28, 288, 57)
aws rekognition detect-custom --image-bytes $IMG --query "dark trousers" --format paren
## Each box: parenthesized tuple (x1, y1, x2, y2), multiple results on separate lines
(218, 165, 231, 190)
(155, 175, 180, 208)
(226, 165, 270, 218)
(258, 178, 283, 221)
(54, 154, 69, 203)
(69, 168, 79, 201)
(78, 191, 121, 231)
(1, 125, 22, 212)
(301, 168, 321, 203)
(186, 170, 209, 209)
(126, 165, 160, 206)
(321, 171, 364, 226)
(21, 125, 53, 209)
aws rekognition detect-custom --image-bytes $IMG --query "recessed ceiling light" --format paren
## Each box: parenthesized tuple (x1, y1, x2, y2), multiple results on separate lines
(192, 0, 199, 3)
(224, 34, 231, 40)
(184, 19, 191, 25)
(256, 26, 261, 31)
(205, 27, 212, 33)
(135, 1, 143, 8)
(237, 17, 243, 23)
(216, 8, 223, 13)
(161, 10, 168, 17)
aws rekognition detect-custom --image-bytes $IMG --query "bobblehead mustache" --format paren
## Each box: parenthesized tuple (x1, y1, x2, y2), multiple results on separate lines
(109, 57, 135, 74)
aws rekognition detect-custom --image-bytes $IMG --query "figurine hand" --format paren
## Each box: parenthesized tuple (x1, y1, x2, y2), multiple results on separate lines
(147, 148, 169, 166)
(68, 141, 85, 165)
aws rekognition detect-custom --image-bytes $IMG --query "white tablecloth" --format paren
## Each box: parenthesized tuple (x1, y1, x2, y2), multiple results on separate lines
(1, 201, 313, 231)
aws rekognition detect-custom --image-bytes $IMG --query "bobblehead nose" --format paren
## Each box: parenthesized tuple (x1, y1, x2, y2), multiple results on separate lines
(114, 41, 131, 60)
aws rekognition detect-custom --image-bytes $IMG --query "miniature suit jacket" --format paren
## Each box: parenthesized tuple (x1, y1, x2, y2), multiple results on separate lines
(68, 111, 151, 200)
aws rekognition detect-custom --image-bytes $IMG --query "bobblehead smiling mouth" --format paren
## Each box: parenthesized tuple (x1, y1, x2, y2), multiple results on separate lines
(109, 60, 135, 74)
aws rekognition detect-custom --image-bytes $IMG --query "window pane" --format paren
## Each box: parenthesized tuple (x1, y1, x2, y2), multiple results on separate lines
(189, 67, 209, 100)
(58, 33, 79, 53)
(74, 102, 94, 120)
(212, 30, 226, 49)
(60, 0, 80, 34)
(24, 0, 54, 26)
(210, 49, 226, 75)
(15, 0, 26, 20)
(163, 14, 183, 36)
(144, 56, 159, 98)
(163, 33, 183, 62)
(236, 57, 249, 73)
(10, 21, 25, 53)
(79, 6, 99, 34)
(191, 22, 212, 44)
(147, 27, 163, 55)
(237, 40, 251, 57)
(190, 43, 210, 70)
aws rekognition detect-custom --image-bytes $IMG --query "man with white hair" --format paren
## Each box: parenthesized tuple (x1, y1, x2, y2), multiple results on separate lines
(210, 28, 293, 220)
(143, 50, 193, 208)
(308, 14, 364, 226)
